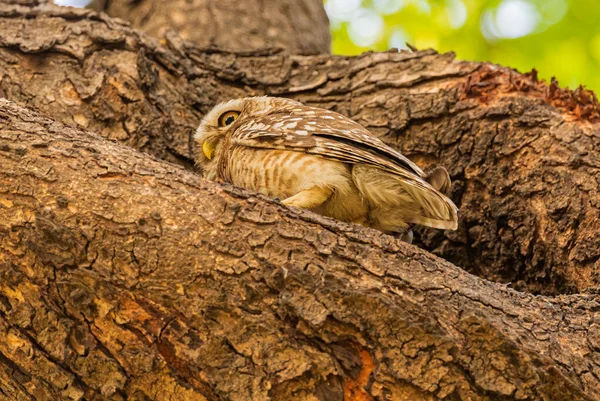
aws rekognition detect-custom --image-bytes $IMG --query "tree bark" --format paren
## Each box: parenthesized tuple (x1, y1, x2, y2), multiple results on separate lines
(89, 0, 331, 55)
(2, 3, 600, 295)
(1, 97, 599, 401)
(1, 2, 600, 399)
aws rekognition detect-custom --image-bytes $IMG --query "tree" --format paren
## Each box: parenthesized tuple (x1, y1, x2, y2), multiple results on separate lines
(0, 1, 599, 400)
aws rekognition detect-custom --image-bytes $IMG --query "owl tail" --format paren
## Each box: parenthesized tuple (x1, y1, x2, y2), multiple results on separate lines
(398, 180, 458, 230)
(352, 165, 458, 231)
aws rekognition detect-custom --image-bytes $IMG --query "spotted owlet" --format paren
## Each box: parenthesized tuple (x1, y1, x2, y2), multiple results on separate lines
(195, 96, 458, 239)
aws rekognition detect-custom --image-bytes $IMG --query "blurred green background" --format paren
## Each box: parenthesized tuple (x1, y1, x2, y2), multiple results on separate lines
(325, 0, 600, 92)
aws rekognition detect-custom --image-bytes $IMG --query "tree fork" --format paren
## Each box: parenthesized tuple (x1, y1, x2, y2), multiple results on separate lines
(1, 2, 600, 399)
(0, 98, 598, 400)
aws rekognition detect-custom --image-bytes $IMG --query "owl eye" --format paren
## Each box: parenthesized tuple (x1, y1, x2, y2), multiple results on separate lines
(218, 111, 240, 127)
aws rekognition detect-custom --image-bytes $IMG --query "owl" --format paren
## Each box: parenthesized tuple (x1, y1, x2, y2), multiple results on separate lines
(195, 96, 458, 241)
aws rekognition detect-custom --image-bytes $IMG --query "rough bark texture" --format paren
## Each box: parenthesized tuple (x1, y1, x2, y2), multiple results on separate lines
(2, 2, 600, 399)
(1, 98, 600, 401)
(1, 4, 600, 295)
(89, 0, 331, 55)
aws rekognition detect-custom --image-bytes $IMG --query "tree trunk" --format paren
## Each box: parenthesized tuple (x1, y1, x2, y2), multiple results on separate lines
(1, 2, 600, 400)
(1, 97, 598, 401)
(89, 0, 331, 55)
(2, 3, 600, 295)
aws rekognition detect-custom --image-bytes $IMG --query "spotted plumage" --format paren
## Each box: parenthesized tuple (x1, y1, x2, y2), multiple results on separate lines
(195, 96, 458, 239)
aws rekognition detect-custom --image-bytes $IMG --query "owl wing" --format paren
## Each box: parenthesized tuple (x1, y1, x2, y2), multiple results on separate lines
(232, 110, 458, 229)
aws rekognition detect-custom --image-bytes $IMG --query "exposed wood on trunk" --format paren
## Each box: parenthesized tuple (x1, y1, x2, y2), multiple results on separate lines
(1, 4, 599, 295)
(1, 98, 598, 400)
(89, 0, 331, 55)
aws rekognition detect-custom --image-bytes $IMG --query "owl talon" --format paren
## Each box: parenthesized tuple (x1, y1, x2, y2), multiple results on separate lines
(396, 229, 413, 244)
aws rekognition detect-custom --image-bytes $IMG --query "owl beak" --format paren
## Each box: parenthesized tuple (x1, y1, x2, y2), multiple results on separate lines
(202, 141, 215, 160)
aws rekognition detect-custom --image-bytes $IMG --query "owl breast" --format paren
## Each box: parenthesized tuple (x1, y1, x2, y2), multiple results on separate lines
(227, 146, 340, 198)
(227, 146, 368, 222)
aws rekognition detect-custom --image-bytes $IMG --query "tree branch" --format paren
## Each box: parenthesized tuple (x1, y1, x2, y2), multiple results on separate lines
(1, 3, 599, 294)
(0, 98, 598, 400)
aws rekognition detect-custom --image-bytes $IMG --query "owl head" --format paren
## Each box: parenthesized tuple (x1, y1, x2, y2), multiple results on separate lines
(194, 96, 302, 179)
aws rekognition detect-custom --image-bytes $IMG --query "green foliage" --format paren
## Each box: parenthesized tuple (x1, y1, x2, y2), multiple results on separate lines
(327, 0, 600, 93)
